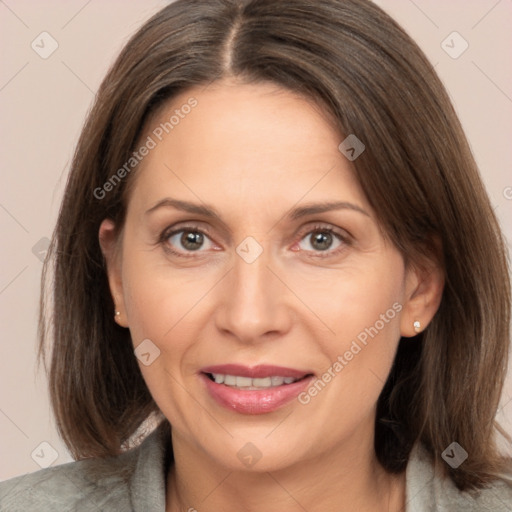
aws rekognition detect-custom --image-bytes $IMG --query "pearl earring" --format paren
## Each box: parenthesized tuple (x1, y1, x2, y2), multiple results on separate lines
(413, 320, 421, 333)
(115, 310, 120, 319)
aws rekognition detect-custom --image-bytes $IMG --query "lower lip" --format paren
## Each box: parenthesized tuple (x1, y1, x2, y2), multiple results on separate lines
(200, 373, 315, 414)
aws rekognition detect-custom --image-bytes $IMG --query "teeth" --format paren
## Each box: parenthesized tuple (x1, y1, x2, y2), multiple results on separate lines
(252, 377, 272, 387)
(224, 375, 237, 386)
(271, 376, 285, 386)
(236, 376, 253, 387)
(210, 373, 301, 389)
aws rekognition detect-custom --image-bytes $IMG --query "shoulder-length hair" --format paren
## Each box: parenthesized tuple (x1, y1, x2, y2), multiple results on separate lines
(39, 0, 511, 491)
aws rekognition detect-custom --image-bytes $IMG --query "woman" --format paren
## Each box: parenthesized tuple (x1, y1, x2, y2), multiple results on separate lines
(1, 0, 511, 510)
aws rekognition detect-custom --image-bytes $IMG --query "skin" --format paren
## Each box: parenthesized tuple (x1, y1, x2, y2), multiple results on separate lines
(99, 78, 444, 512)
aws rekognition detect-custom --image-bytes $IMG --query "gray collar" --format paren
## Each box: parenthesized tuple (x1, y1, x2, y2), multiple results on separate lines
(131, 421, 512, 511)
(2, 419, 511, 511)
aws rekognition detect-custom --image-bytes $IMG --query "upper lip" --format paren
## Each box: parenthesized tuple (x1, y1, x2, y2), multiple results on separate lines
(200, 364, 314, 379)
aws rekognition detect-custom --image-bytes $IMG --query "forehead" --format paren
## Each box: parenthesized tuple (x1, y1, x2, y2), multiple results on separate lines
(128, 79, 371, 217)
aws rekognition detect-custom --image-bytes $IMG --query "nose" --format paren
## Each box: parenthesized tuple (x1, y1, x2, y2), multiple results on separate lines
(214, 243, 293, 344)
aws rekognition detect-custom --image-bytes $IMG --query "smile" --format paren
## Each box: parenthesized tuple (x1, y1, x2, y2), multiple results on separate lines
(200, 364, 315, 414)
(207, 373, 304, 389)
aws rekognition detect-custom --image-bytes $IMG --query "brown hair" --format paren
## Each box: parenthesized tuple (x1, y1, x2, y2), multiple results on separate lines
(39, 0, 511, 491)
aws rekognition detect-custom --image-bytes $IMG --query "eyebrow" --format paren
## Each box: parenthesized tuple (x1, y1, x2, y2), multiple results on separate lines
(145, 198, 370, 222)
(288, 201, 370, 220)
(145, 198, 225, 221)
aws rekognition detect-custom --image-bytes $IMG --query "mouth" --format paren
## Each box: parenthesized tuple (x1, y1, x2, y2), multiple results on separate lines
(203, 372, 311, 389)
(199, 364, 315, 414)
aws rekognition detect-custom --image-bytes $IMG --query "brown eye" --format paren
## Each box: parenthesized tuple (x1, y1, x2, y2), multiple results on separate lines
(164, 228, 214, 255)
(179, 231, 204, 251)
(308, 231, 334, 251)
(296, 226, 349, 258)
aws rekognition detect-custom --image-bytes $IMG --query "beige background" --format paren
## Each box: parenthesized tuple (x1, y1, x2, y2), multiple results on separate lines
(1, 0, 511, 480)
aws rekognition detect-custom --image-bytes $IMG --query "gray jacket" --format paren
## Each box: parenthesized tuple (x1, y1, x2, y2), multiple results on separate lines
(1, 420, 511, 511)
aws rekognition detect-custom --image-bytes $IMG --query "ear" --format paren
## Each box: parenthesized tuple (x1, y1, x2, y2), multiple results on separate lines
(400, 256, 444, 338)
(98, 218, 129, 328)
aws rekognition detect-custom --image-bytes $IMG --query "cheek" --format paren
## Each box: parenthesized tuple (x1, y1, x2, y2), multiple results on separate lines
(120, 239, 216, 363)
(119, 247, 204, 424)
(122, 263, 196, 348)
(292, 258, 405, 439)
(309, 252, 405, 373)
(121, 261, 171, 344)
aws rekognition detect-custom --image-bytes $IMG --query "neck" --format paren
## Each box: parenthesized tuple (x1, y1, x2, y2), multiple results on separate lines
(165, 425, 406, 512)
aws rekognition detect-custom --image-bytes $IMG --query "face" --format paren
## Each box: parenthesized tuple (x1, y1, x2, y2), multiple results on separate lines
(100, 78, 437, 472)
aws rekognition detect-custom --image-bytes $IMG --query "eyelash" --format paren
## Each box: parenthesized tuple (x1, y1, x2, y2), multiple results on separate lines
(297, 224, 351, 258)
(159, 223, 351, 259)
